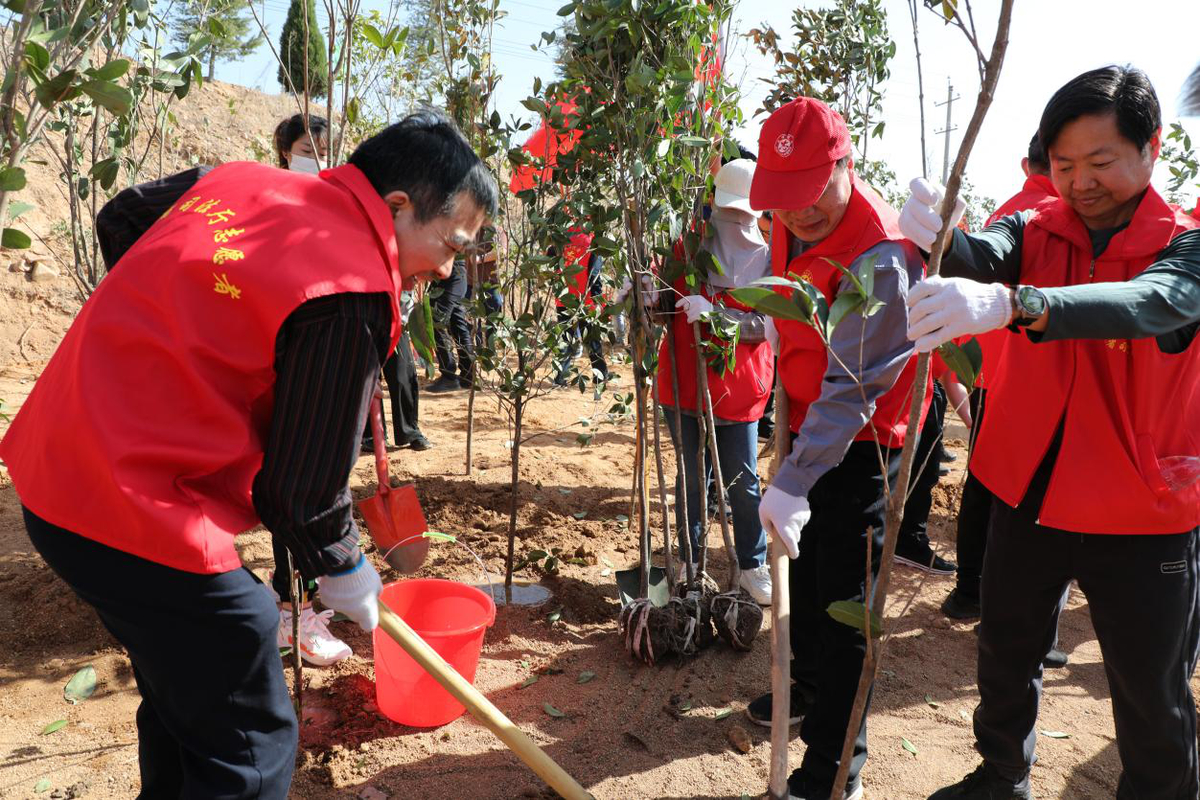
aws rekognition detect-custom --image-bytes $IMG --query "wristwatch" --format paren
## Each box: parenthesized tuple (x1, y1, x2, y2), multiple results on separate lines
(1011, 285, 1047, 327)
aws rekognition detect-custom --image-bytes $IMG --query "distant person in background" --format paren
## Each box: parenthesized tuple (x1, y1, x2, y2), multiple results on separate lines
(273, 113, 328, 174)
(362, 291, 432, 453)
(553, 230, 609, 385)
(427, 251, 475, 394)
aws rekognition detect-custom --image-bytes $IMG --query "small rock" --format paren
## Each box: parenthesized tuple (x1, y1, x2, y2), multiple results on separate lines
(488, 534, 501, 542)
(359, 741, 370, 751)
(359, 787, 388, 800)
(727, 724, 753, 754)
(7, 259, 24, 272)
(29, 260, 59, 282)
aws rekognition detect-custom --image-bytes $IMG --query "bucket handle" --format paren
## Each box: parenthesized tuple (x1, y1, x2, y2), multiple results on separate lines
(383, 531, 498, 616)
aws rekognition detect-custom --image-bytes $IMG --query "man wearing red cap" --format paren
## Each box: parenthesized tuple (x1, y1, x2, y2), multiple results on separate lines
(748, 98, 929, 800)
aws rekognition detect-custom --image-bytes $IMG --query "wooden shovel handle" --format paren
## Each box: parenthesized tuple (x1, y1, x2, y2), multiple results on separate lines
(376, 600, 592, 800)
(370, 387, 389, 494)
(768, 383, 791, 800)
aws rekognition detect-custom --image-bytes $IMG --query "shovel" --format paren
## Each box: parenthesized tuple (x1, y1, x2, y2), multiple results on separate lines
(358, 388, 430, 573)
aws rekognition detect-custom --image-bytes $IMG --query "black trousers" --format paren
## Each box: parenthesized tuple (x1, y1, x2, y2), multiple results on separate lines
(24, 507, 297, 799)
(432, 262, 473, 380)
(897, 380, 947, 547)
(789, 439, 901, 789)
(954, 388, 992, 600)
(363, 334, 422, 447)
(976, 502, 1200, 798)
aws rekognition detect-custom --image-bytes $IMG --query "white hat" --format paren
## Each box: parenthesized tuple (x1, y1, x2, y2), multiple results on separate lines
(713, 158, 757, 215)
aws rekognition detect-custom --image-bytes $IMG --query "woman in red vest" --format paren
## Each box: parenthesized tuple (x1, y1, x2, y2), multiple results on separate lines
(655, 157, 775, 604)
(0, 112, 496, 798)
(902, 66, 1200, 800)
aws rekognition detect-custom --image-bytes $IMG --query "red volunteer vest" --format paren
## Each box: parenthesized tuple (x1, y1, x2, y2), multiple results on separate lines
(0, 162, 402, 573)
(972, 174, 1059, 389)
(973, 187, 1200, 534)
(555, 229, 594, 308)
(656, 278, 775, 422)
(770, 176, 930, 445)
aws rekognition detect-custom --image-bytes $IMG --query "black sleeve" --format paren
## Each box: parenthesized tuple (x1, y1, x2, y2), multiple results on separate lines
(938, 211, 1030, 284)
(1035, 228, 1200, 353)
(96, 166, 213, 270)
(251, 292, 394, 577)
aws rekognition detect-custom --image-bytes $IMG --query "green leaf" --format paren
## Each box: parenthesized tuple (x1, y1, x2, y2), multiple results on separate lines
(901, 736, 918, 755)
(409, 294, 436, 363)
(713, 708, 732, 720)
(40, 719, 68, 735)
(81, 80, 133, 115)
(1039, 730, 1071, 739)
(547, 607, 562, 624)
(925, 694, 940, 709)
(279, 646, 293, 657)
(90, 157, 120, 191)
(941, 0, 957, 21)
(519, 674, 538, 689)
(89, 58, 130, 81)
(3, 227, 32, 249)
(362, 23, 384, 48)
(24, 41, 49, 72)
(571, 511, 586, 520)
(34, 69, 80, 110)
(34, 778, 51, 793)
(936, 338, 982, 388)
(826, 600, 883, 638)
(527, 549, 548, 560)
(826, 293, 863, 338)
(543, 702, 565, 717)
(64, 664, 96, 704)
(0, 166, 26, 191)
(7, 201, 35, 221)
(556, 2, 575, 15)
(577, 670, 596, 684)
(728, 287, 810, 323)
(677, 135, 708, 148)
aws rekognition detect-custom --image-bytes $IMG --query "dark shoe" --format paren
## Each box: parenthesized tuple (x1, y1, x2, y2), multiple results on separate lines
(942, 450, 958, 463)
(787, 770, 862, 800)
(758, 424, 775, 442)
(400, 434, 433, 451)
(894, 542, 957, 575)
(745, 690, 811, 728)
(1042, 648, 1068, 669)
(928, 762, 1032, 799)
(426, 374, 464, 394)
(941, 588, 982, 620)
(361, 438, 379, 454)
(457, 375, 473, 389)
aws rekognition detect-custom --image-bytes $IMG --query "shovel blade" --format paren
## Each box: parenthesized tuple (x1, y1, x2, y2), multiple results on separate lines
(358, 483, 430, 573)
(615, 565, 669, 610)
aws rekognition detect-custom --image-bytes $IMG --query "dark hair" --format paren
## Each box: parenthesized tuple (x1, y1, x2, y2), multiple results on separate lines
(1026, 131, 1049, 172)
(273, 114, 329, 167)
(349, 110, 498, 223)
(1039, 65, 1160, 154)
(1183, 64, 1200, 116)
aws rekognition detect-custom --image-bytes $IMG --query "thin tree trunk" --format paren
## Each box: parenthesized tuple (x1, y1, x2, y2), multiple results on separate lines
(505, 397, 523, 588)
(690, 319, 738, 593)
(652, 384, 675, 595)
(768, 381, 790, 799)
(465, 256, 479, 475)
(692, 328, 710, 580)
(908, 0, 929, 178)
(828, 3, 1014, 795)
(666, 326, 695, 587)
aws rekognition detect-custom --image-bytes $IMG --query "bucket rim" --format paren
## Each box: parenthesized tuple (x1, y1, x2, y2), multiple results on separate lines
(380, 577, 497, 637)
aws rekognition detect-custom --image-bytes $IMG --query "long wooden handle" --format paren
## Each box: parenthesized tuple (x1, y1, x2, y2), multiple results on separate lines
(376, 600, 592, 800)
(768, 384, 791, 800)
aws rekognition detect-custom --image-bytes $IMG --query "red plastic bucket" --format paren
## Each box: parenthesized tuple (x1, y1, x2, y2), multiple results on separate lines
(373, 578, 496, 727)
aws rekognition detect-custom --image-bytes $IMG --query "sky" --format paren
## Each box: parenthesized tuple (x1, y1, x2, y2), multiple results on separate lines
(223, 0, 1200, 208)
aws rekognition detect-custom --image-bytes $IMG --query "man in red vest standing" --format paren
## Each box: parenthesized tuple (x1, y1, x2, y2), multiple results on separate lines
(901, 66, 1200, 799)
(0, 112, 496, 798)
(941, 132, 1058, 623)
(749, 97, 929, 800)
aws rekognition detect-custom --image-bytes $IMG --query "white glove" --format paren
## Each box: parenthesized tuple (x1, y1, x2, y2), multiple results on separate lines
(613, 274, 658, 306)
(763, 316, 780, 355)
(758, 485, 810, 560)
(315, 552, 383, 631)
(900, 177, 967, 251)
(907, 275, 1012, 353)
(675, 294, 714, 324)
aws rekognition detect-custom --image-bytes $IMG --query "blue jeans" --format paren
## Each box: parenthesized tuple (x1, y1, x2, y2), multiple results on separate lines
(664, 412, 766, 570)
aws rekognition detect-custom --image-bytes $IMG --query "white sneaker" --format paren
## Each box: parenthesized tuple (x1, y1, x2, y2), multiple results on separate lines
(739, 564, 773, 606)
(278, 606, 353, 666)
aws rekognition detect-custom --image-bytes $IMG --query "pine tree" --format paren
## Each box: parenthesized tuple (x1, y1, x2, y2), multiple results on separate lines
(277, 0, 329, 98)
(172, 0, 265, 81)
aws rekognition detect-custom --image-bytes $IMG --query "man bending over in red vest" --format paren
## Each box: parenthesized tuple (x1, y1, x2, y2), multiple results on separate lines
(901, 65, 1200, 800)
(0, 111, 496, 799)
(748, 97, 929, 800)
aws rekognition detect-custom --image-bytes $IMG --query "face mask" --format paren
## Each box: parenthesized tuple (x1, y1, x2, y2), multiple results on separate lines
(288, 154, 321, 175)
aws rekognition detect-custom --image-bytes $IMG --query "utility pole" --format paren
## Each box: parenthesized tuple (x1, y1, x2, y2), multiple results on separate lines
(934, 78, 960, 184)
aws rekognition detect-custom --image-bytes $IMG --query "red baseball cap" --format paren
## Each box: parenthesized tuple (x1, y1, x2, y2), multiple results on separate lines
(750, 98, 851, 211)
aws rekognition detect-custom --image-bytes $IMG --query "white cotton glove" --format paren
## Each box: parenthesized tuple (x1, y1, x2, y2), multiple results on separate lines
(613, 275, 658, 306)
(758, 485, 810, 560)
(675, 294, 714, 324)
(907, 275, 1012, 353)
(763, 316, 780, 355)
(900, 177, 968, 251)
(315, 552, 383, 631)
